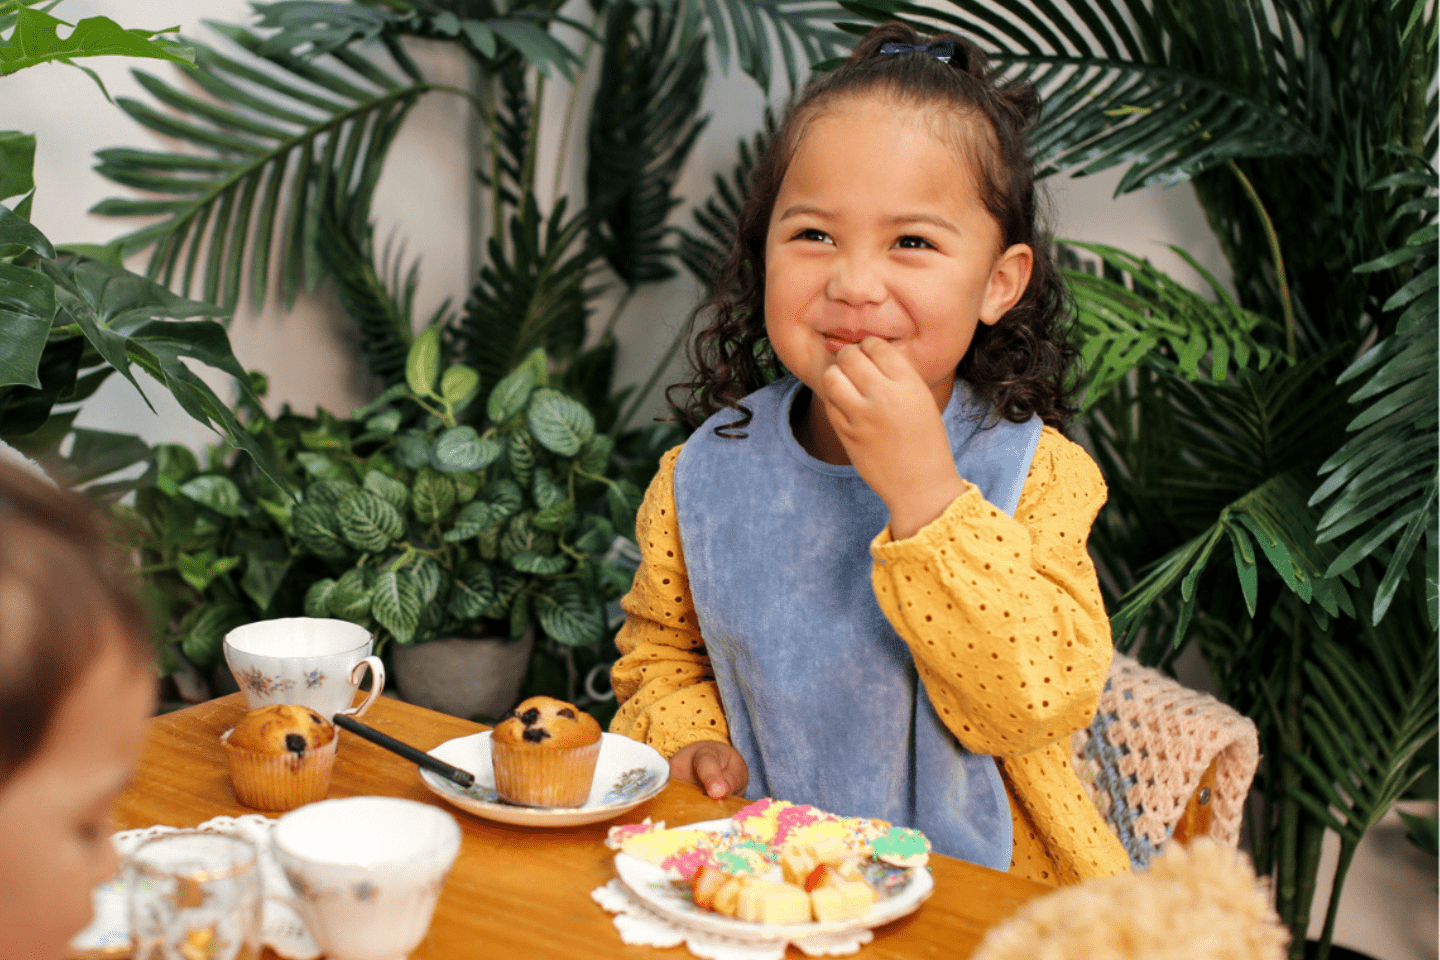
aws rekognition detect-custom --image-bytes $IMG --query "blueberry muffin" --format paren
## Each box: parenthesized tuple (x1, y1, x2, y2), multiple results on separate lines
(490, 696, 602, 807)
(222, 704, 337, 810)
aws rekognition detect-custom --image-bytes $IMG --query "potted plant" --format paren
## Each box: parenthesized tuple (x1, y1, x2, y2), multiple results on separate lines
(289, 331, 635, 720)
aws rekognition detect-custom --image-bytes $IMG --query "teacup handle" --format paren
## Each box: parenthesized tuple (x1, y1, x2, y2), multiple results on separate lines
(341, 655, 386, 718)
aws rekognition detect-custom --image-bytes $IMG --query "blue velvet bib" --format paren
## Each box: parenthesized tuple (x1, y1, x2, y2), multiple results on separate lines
(672, 375, 1041, 870)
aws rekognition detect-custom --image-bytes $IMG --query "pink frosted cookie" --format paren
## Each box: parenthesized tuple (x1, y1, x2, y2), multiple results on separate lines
(730, 797, 788, 844)
(662, 846, 720, 880)
(605, 818, 664, 850)
(616, 827, 712, 866)
(732, 798, 837, 846)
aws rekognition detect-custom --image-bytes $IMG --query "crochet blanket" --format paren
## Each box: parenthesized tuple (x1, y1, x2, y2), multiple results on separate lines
(1070, 654, 1260, 868)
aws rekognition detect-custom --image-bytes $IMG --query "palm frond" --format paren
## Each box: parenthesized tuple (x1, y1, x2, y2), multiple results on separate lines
(252, 1, 584, 78)
(1291, 599, 1438, 846)
(586, 1, 710, 289)
(248, 1, 397, 56)
(698, 0, 853, 91)
(1090, 353, 1358, 659)
(1065, 240, 1276, 407)
(837, 0, 1323, 190)
(1312, 167, 1439, 625)
(476, 57, 534, 222)
(91, 22, 430, 312)
(1288, 579, 1438, 946)
(1110, 470, 1354, 654)
(313, 181, 421, 390)
(457, 195, 599, 410)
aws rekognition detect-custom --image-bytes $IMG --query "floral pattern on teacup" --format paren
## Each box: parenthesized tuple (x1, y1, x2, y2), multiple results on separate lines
(600, 768, 663, 806)
(240, 667, 296, 698)
(303, 670, 326, 689)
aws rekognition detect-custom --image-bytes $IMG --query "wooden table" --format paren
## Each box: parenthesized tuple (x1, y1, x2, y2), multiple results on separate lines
(111, 694, 1048, 959)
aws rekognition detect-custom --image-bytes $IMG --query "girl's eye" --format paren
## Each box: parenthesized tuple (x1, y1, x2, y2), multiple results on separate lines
(895, 235, 935, 250)
(794, 228, 832, 244)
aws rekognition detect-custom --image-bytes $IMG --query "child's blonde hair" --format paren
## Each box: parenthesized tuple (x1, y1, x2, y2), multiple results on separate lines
(0, 461, 153, 782)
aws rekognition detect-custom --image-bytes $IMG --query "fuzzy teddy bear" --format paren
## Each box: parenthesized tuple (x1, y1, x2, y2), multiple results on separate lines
(971, 838, 1289, 960)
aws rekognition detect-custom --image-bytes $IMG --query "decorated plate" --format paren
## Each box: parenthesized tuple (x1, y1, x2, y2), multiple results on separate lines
(420, 732, 668, 827)
(613, 818, 933, 942)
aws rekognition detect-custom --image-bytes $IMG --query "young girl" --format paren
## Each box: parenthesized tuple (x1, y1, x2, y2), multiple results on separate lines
(0, 459, 157, 957)
(610, 22, 1133, 887)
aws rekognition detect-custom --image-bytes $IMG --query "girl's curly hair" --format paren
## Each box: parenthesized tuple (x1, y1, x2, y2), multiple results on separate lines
(669, 21, 1080, 434)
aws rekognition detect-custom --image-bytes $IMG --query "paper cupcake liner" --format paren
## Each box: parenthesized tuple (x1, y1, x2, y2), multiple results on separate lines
(222, 731, 337, 811)
(492, 738, 601, 808)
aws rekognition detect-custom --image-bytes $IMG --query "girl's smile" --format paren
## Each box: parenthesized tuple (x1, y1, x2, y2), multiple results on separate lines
(821, 328, 898, 352)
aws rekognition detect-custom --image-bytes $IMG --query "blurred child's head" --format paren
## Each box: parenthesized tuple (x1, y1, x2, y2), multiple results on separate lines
(0, 460, 156, 958)
(680, 22, 1078, 431)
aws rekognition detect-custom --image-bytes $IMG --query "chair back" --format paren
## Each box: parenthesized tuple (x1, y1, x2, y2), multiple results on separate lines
(1070, 653, 1259, 868)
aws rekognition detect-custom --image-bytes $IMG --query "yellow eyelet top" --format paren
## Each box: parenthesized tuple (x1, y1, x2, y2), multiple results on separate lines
(610, 426, 1131, 886)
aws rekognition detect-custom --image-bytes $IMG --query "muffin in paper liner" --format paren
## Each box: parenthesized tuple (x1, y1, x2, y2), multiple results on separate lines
(491, 737, 602, 807)
(222, 728, 337, 811)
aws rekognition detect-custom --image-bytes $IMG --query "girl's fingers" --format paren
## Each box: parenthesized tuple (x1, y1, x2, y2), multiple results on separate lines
(856, 336, 913, 379)
(694, 748, 741, 798)
(669, 742, 748, 799)
(834, 340, 887, 394)
(820, 364, 862, 422)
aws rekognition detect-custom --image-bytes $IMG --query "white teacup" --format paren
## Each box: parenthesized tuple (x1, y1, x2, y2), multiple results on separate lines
(273, 797, 462, 960)
(224, 617, 385, 719)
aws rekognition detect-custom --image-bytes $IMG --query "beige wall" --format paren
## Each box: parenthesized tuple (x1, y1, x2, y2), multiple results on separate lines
(15, 0, 1230, 448)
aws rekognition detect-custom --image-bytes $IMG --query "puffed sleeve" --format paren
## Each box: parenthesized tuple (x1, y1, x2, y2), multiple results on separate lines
(870, 427, 1113, 757)
(608, 447, 732, 757)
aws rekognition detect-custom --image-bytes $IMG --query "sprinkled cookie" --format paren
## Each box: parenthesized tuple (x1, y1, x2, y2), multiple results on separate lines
(610, 798, 929, 923)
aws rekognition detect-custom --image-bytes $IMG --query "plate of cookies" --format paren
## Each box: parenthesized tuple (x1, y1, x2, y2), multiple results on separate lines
(605, 798, 934, 941)
(419, 696, 669, 827)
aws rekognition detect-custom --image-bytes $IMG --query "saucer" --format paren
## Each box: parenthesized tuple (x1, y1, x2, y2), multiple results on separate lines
(419, 731, 668, 827)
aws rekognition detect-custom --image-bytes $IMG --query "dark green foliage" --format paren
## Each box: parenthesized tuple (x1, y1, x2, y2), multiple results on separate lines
(457, 196, 594, 413)
(587, 1, 710, 288)
(295, 346, 631, 652)
(832, 2, 1434, 953)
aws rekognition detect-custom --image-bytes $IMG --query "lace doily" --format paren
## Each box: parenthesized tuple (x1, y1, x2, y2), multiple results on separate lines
(69, 815, 319, 960)
(591, 880, 874, 960)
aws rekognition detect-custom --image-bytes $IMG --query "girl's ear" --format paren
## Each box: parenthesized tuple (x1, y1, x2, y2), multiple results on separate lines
(979, 243, 1034, 326)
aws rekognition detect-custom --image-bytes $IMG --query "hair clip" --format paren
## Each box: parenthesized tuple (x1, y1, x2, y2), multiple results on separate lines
(878, 39, 959, 65)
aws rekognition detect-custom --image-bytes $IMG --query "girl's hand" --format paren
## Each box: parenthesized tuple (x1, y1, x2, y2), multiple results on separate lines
(821, 337, 970, 540)
(669, 741, 749, 800)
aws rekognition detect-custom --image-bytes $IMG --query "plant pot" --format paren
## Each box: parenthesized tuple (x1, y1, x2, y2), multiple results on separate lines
(389, 626, 534, 721)
(1303, 941, 1380, 960)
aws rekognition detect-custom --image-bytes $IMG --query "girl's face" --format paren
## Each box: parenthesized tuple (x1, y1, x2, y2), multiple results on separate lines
(0, 636, 155, 959)
(763, 96, 1032, 412)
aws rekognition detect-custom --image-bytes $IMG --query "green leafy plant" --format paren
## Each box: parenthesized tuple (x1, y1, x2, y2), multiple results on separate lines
(0, 1, 281, 489)
(115, 381, 349, 694)
(120, 337, 639, 712)
(86, 0, 848, 711)
(836, 1, 1436, 956)
(294, 335, 636, 654)
(88, 0, 852, 428)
